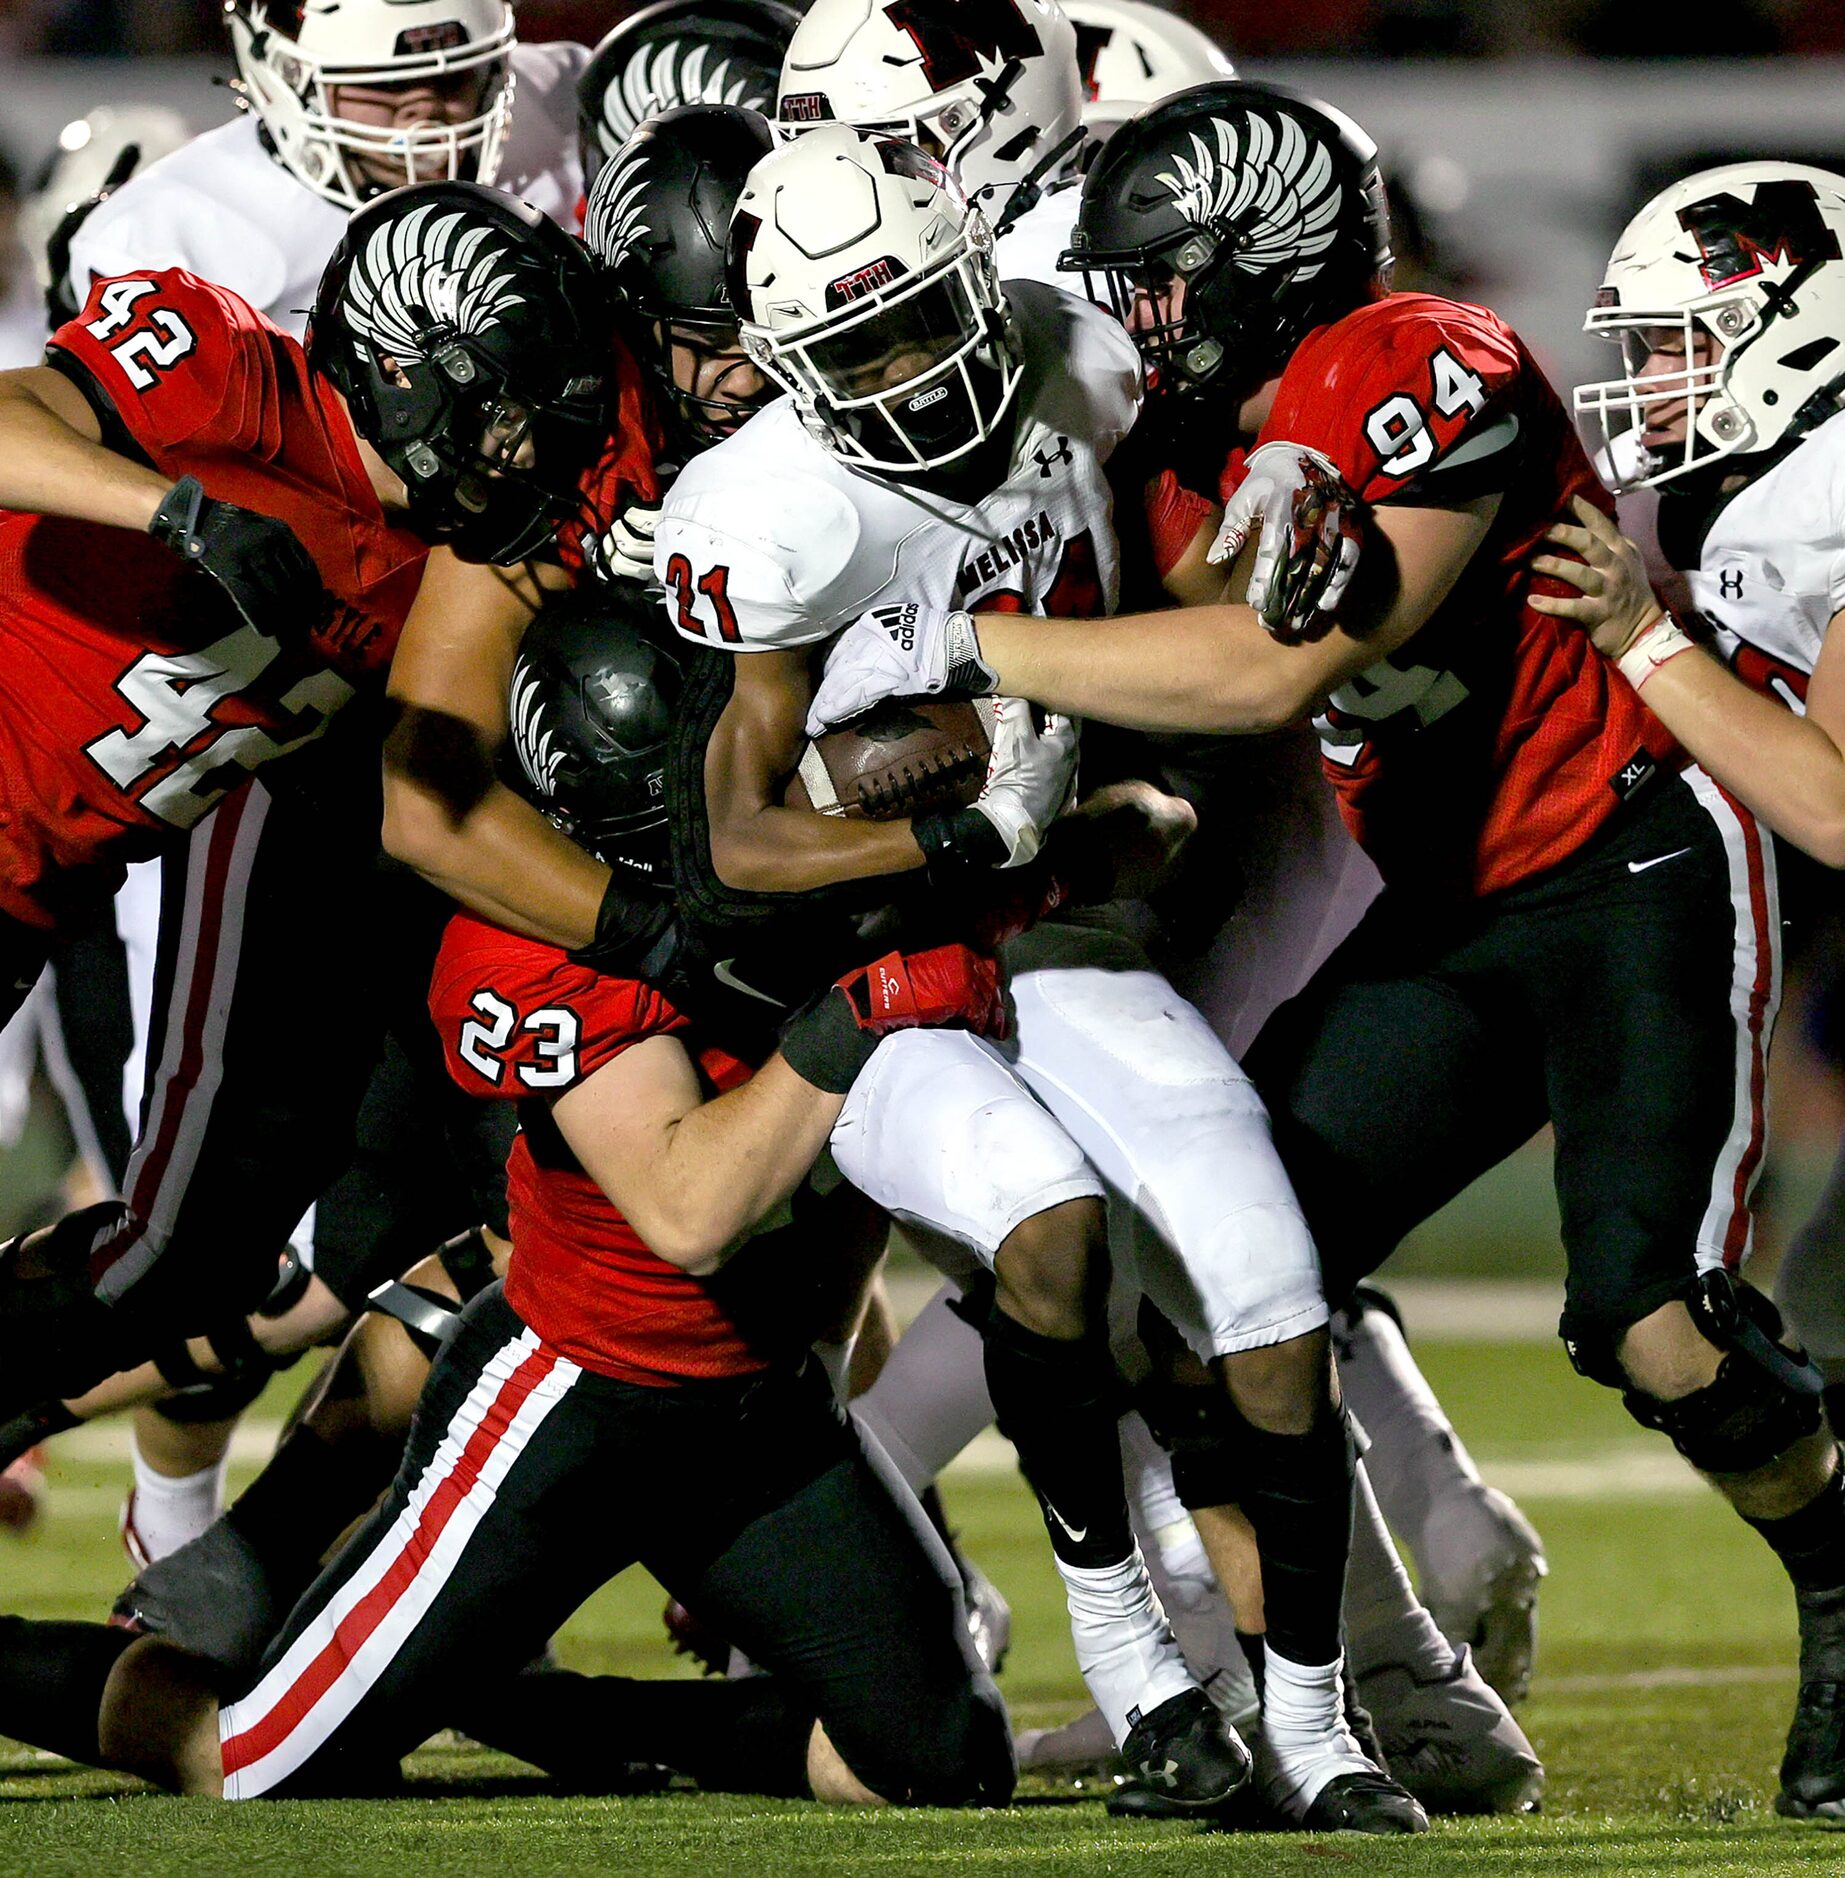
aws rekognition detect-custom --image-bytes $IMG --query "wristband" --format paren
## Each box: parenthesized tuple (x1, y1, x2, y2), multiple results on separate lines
(567, 874, 677, 974)
(777, 987, 874, 1095)
(1615, 613, 1695, 692)
(944, 612, 1000, 697)
(912, 804, 1006, 884)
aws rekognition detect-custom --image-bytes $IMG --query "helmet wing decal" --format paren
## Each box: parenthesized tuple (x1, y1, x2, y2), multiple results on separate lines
(585, 147, 654, 268)
(343, 203, 528, 362)
(603, 37, 773, 146)
(509, 660, 567, 801)
(1157, 114, 1342, 281)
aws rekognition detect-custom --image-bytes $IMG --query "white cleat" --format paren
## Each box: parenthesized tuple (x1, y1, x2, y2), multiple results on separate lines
(1416, 1486, 1547, 1706)
(1360, 1644, 1545, 1814)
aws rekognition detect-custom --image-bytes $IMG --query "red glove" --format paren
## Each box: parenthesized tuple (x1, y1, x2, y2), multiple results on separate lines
(1144, 468, 1220, 582)
(838, 943, 1005, 1038)
(780, 943, 1005, 1092)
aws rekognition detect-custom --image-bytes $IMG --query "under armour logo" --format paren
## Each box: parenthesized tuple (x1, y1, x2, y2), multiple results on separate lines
(1144, 1757, 1180, 1789)
(1033, 436, 1074, 477)
(1719, 567, 1745, 600)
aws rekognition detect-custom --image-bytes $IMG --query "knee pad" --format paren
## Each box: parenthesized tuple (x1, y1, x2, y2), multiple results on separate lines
(1624, 1353, 1822, 1474)
(152, 1314, 297, 1421)
(1608, 1271, 1825, 1473)
(257, 1244, 313, 1320)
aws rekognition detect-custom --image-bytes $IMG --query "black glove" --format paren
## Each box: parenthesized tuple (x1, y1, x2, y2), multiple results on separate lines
(148, 474, 331, 641)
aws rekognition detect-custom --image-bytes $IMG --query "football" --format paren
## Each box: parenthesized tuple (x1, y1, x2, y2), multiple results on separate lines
(785, 696, 991, 821)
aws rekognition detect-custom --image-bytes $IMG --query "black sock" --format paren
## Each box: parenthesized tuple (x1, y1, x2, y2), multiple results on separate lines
(452, 1666, 813, 1796)
(1236, 1630, 1266, 1705)
(0, 1616, 134, 1767)
(1746, 1464, 1845, 1596)
(225, 1424, 388, 1590)
(983, 1304, 1133, 1570)
(1230, 1411, 1355, 1667)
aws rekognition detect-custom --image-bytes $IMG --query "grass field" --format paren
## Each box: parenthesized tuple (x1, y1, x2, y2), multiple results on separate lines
(0, 1326, 1839, 1876)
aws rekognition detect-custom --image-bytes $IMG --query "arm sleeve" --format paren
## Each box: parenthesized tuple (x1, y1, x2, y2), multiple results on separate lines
(1259, 300, 1525, 508)
(430, 915, 689, 1102)
(47, 269, 279, 459)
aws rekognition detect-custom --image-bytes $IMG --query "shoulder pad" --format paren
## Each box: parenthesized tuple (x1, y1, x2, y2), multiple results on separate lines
(654, 429, 865, 649)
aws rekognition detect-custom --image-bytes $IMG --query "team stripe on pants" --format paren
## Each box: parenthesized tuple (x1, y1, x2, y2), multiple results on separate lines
(1683, 767, 1782, 1271)
(218, 1327, 578, 1798)
(94, 783, 269, 1302)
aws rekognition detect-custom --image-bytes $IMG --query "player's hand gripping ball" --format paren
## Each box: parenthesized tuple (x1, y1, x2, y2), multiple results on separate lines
(786, 696, 992, 821)
(805, 604, 998, 734)
(1209, 441, 1364, 643)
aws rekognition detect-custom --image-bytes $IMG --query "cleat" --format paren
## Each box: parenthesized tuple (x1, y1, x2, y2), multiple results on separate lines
(1299, 1769, 1430, 1834)
(1361, 1646, 1545, 1814)
(0, 1447, 46, 1536)
(960, 1555, 1012, 1676)
(1104, 1687, 1251, 1818)
(1778, 1586, 1845, 1820)
(1419, 1485, 1547, 1706)
(662, 1598, 730, 1678)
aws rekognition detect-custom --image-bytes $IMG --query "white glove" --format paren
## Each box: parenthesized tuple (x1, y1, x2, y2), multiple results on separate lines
(969, 695, 1079, 868)
(1207, 441, 1363, 644)
(596, 499, 662, 586)
(806, 603, 997, 737)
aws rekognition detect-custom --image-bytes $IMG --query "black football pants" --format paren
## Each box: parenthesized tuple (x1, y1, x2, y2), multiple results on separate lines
(217, 1284, 1014, 1806)
(1246, 768, 1779, 1359)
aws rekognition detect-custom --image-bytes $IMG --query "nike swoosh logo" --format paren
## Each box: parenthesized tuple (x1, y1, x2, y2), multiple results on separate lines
(712, 960, 784, 1006)
(1044, 1502, 1087, 1545)
(1628, 847, 1693, 875)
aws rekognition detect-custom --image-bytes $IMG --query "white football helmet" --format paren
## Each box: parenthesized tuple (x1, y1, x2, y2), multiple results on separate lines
(1577, 160, 1845, 490)
(228, 0, 516, 212)
(1061, 0, 1235, 133)
(776, 0, 1084, 230)
(731, 123, 1023, 473)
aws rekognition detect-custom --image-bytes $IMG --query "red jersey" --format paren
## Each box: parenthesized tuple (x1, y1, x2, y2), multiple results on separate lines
(1240, 293, 1679, 899)
(0, 270, 428, 930)
(429, 910, 772, 1388)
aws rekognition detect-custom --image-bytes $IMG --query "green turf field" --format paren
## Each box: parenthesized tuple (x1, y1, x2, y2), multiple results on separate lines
(0, 1328, 1838, 1876)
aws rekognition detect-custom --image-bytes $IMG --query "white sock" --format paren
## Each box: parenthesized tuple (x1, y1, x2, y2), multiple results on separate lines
(1120, 1412, 1259, 1727)
(1336, 1299, 1483, 1549)
(1058, 1542, 1197, 1746)
(1259, 1646, 1372, 1815)
(127, 1438, 229, 1563)
(1344, 1460, 1456, 1684)
(851, 1282, 994, 1492)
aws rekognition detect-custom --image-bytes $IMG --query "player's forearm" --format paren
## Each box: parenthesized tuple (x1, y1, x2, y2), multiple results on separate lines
(595, 1059, 843, 1273)
(0, 368, 170, 531)
(1627, 650, 1845, 866)
(975, 605, 1317, 735)
(383, 768, 608, 947)
(710, 801, 929, 893)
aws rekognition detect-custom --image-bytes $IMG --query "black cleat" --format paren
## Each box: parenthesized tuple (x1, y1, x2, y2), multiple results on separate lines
(1779, 1585, 1845, 1819)
(1105, 1688, 1251, 1818)
(1299, 1769, 1430, 1834)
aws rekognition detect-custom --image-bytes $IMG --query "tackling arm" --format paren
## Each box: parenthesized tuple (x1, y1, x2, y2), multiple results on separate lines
(382, 545, 613, 946)
(554, 1037, 845, 1274)
(0, 365, 171, 529)
(971, 495, 1500, 735)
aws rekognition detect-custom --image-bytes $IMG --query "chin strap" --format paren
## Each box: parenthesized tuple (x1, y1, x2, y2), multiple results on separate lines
(993, 126, 1087, 240)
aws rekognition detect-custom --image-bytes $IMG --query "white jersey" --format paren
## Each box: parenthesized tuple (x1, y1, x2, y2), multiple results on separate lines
(993, 178, 1087, 295)
(66, 41, 588, 341)
(653, 281, 1139, 651)
(1691, 406, 1845, 711)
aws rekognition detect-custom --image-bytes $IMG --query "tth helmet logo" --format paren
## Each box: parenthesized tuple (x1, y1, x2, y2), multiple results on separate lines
(882, 0, 1041, 90)
(1679, 180, 1842, 290)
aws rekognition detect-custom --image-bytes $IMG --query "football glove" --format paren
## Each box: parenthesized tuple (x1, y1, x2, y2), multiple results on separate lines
(778, 942, 1005, 1093)
(806, 604, 998, 736)
(1208, 441, 1363, 644)
(595, 497, 662, 587)
(148, 475, 332, 643)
